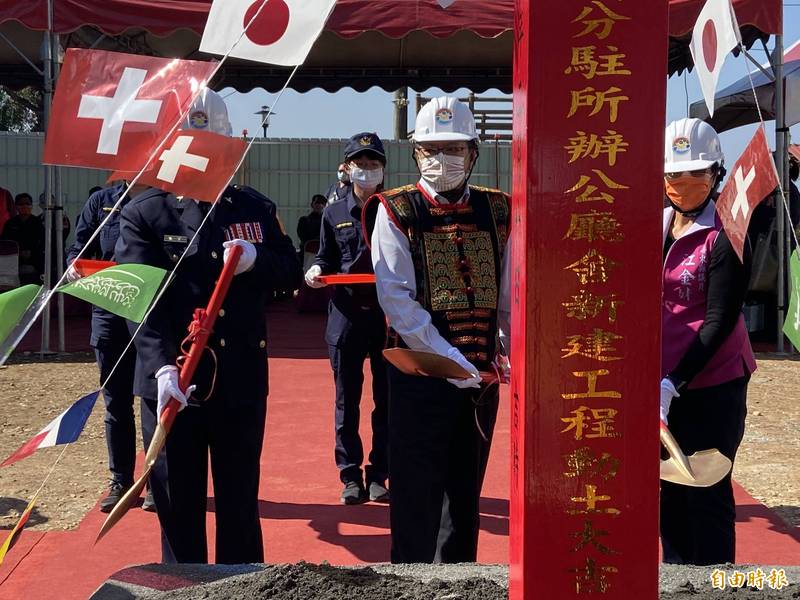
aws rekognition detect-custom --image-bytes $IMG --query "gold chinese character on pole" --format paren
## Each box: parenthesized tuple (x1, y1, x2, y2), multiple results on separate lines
(562, 369, 622, 399)
(563, 289, 623, 322)
(564, 46, 631, 79)
(566, 169, 630, 205)
(572, 519, 618, 554)
(564, 130, 629, 166)
(563, 446, 620, 481)
(569, 557, 619, 594)
(568, 86, 629, 123)
(572, 1, 631, 40)
(565, 249, 618, 285)
(560, 405, 620, 439)
(568, 484, 621, 516)
(564, 210, 624, 242)
(562, 329, 623, 362)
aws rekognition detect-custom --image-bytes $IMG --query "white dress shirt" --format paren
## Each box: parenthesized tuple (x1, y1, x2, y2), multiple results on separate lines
(371, 179, 512, 361)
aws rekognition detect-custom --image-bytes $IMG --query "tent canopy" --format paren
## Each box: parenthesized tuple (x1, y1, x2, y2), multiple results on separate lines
(0, 0, 783, 93)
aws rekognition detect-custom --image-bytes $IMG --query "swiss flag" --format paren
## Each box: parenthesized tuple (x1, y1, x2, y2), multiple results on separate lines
(689, 0, 741, 117)
(715, 126, 779, 262)
(200, 0, 337, 67)
(111, 130, 247, 203)
(44, 49, 217, 171)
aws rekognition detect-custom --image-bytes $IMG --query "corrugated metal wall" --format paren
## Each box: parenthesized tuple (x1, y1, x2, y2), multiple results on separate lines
(0, 134, 512, 246)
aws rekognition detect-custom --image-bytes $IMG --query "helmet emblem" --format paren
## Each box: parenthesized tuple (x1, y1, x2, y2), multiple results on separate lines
(359, 135, 373, 146)
(435, 108, 453, 124)
(673, 136, 691, 154)
(190, 111, 209, 129)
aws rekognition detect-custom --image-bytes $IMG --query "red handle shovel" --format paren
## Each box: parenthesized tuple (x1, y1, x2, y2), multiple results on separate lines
(96, 245, 243, 542)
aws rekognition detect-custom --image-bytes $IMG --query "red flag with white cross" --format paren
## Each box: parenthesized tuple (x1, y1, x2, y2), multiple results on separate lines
(110, 130, 247, 203)
(715, 126, 779, 262)
(44, 49, 217, 171)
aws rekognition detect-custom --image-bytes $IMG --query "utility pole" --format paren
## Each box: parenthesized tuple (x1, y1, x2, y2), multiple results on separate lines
(393, 88, 409, 140)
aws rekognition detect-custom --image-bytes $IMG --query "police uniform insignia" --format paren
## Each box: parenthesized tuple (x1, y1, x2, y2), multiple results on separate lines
(436, 108, 453, 124)
(225, 222, 264, 243)
(335, 221, 354, 229)
(102, 207, 117, 213)
(190, 111, 209, 129)
(359, 135, 373, 147)
(673, 136, 691, 154)
(164, 234, 189, 243)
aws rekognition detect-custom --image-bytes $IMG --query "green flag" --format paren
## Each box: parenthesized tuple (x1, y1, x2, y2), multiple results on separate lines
(0, 285, 42, 347)
(59, 264, 167, 323)
(784, 250, 800, 351)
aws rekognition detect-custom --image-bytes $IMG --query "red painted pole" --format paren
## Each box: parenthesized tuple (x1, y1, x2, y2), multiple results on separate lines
(511, 2, 668, 597)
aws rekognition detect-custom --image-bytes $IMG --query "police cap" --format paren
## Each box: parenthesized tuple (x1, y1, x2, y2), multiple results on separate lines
(344, 132, 386, 164)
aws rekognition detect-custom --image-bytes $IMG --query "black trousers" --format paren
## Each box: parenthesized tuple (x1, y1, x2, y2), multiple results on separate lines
(388, 365, 498, 563)
(141, 346, 268, 564)
(328, 309, 389, 485)
(660, 375, 749, 566)
(94, 336, 140, 486)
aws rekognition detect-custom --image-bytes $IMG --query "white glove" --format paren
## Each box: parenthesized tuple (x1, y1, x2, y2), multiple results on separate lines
(446, 347, 482, 389)
(660, 377, 680, 424)
(64, 265, 82, 283)
(304, 265, 327, 289)
(155, 365, 196, 419)
(223, 239, 257, 275)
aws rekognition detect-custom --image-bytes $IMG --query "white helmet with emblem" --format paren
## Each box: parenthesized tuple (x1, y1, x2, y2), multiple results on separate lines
(412, 96, 478, 143)
(664, 118, 724, 173)
(183, 88, 233, 137)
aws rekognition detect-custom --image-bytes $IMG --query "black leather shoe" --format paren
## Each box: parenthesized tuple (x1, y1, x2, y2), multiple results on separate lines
(141, 488, 156, 512)
(99, 482, 129, 513)
(368, 481, 390, 503)
(340, 481, 367, 505)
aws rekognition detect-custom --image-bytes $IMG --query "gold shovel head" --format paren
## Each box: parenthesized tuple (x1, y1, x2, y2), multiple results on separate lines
(660, 449, 732, 488)
(382, 348, 472, 379)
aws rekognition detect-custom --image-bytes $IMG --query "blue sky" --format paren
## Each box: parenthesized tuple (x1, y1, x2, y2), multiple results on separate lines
(222, 8, 799, 174)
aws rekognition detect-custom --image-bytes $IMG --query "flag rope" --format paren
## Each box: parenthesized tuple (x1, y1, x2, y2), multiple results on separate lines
(0, 0, 279, 368)
(738, 41, 799, 251)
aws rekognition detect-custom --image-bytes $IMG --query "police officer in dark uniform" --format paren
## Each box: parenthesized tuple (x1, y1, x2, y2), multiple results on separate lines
(305, 133, 390, 505)
(66, 182, 155, 512)
(114, 89, 300, 564)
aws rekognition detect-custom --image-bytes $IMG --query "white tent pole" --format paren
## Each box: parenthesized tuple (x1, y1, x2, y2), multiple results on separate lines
(40, 0, 54, 356)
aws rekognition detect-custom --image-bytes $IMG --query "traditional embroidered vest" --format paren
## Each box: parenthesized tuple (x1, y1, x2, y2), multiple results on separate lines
(376, 183, 510, 370)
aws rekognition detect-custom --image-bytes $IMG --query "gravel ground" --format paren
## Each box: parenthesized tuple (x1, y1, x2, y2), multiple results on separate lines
(91, 563, 800, 600)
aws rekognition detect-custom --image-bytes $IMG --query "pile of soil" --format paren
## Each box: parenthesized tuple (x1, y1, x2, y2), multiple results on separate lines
(155, 563, 506, 600)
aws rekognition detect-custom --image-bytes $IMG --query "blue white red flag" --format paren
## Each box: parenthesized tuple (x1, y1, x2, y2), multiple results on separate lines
(1, 391, 100, 467)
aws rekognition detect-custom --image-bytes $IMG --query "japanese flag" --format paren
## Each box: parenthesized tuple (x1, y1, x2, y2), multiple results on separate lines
(200, 0, 337, 67)
(689, 0, 741, 117)
(715, 126, 779, 262)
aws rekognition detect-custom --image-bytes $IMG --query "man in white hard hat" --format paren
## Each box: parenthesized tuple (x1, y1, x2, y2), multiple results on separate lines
(363, 96, 511, 563)
(659, 118, 755, 565)
(115, 88, 299, 564)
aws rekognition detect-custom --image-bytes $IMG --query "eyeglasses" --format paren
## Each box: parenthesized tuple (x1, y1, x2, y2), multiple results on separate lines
(665, 168, 715, 180)
(415, 144, 469, 157)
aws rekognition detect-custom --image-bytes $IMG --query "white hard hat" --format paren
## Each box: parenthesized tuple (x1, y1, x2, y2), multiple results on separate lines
(412, 96, 478, 143)
(183, 88, 233, 137)
(664, 118, 724, 173)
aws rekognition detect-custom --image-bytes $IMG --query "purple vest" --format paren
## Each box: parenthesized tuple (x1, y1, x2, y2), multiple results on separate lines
(662, 202, 756, 389)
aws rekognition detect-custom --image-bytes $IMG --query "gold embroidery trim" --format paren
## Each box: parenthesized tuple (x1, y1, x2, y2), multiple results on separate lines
(452, 335, 489, 346)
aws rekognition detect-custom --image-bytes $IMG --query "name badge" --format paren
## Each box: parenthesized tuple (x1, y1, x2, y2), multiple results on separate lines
(336, 222, 354, 229)
(164, 235, 188, 243)
(225, 222, 264, 244)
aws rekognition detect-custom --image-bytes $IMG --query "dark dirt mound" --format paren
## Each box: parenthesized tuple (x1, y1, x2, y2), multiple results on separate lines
(156, 563, 506, 600)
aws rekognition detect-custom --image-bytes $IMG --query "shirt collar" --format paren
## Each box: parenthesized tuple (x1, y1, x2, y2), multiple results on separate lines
(417, 178, 470, 205)
(662, 200, 717, 242)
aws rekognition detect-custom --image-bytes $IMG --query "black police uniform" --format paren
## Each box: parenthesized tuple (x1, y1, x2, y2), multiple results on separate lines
(67, 184, 142, 489)
(315, 186, 389, 490)
(114, 185, 299, 564)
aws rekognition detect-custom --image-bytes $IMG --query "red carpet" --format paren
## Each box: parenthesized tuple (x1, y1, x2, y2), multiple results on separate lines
(0, 304, 798, 599)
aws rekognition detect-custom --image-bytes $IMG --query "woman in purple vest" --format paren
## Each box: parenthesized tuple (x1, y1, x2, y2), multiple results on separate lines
(659, 118, 757, 566)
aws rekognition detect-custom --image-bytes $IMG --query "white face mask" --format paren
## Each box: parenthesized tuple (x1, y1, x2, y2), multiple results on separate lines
(419, 153, 467, 193)
(349, 166, 383, 189)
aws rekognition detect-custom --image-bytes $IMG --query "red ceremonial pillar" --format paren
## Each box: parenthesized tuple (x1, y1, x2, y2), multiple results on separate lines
(510, 1, 668, 598)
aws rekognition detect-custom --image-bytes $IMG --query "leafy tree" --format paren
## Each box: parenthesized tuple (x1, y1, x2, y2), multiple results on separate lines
(0, 86, 42, 133)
